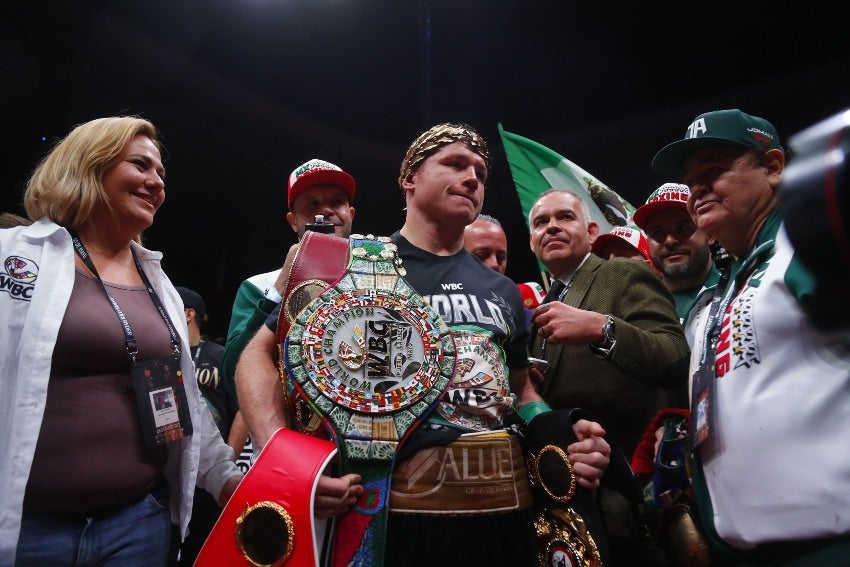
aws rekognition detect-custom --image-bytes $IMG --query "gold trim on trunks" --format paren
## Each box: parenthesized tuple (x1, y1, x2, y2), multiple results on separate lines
(389, 430, 532, 515)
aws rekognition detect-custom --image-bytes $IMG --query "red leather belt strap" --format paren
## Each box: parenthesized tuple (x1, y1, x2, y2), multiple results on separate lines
(275, 230, 350, 341)
(194, 427, 337, 566)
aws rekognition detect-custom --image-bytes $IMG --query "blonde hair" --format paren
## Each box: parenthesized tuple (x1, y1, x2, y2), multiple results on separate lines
(0, 212, 32, 228)
(24, 116, 160, 235)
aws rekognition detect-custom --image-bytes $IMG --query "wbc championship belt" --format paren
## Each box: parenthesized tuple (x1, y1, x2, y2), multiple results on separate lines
(285, 234, 456, 567)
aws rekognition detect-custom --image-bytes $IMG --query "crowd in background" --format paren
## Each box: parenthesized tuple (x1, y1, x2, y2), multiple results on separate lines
(2, 107, 848, 566)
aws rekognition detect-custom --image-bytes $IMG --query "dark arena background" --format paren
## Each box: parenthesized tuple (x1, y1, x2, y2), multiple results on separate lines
(3, 0, 848, 340)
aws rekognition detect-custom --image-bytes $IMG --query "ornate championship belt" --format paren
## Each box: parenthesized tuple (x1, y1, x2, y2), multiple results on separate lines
(523, 410, 608, 567)
(285, 234, 456, 567)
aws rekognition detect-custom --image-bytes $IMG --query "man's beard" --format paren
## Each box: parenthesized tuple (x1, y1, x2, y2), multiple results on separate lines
(660, 245, 710, 281)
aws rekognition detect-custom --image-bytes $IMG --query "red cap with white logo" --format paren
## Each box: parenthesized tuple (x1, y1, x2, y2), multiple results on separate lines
(631, 183, 690, 230)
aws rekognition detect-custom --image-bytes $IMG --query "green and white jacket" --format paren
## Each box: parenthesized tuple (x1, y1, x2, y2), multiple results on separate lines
(688, 211, 850, 550)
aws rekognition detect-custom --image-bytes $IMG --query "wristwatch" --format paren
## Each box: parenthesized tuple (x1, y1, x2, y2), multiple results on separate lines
(589, 314, 616, 359)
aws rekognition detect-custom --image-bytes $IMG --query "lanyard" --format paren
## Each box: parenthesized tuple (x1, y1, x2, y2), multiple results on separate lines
(192, 339, 206, 366)
(70, 232, 180, 362)
(690, 244, 772, 447)
(699, 244, 773, 363)
(697, 270, 732, 367)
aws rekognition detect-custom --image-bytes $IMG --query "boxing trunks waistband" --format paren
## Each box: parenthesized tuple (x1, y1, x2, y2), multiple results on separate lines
(389, 429, 532, 515)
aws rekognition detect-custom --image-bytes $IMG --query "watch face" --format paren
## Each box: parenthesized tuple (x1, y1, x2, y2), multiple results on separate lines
(288, 287, 447, 413)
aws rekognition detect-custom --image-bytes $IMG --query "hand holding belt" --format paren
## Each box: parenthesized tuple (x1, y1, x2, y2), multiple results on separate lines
(285, 234, 456, 567)
(275, 231, 351, 337)
(523, 409, 608, 567)
(194, 427, 337, 567)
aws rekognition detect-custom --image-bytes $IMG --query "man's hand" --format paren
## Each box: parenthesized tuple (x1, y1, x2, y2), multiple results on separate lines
(272, 244, 301, 297)
(528, 366, 545, 389)
(568, 419, 610, 490)
(315, 473, 365, 518)
(532, 302, 607, 345)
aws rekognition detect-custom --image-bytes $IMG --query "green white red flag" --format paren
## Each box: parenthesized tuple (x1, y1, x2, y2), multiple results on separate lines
(498, 124, 636, 234)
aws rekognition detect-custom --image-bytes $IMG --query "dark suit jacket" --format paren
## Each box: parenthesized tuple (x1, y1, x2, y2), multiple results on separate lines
(532, 254, 689, 457)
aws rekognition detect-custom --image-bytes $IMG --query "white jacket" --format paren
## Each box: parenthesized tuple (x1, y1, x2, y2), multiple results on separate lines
(0, 220, 240, 564)
(687, 216, 850, 547)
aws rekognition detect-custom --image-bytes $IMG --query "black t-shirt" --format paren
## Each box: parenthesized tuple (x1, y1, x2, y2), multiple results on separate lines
(392, 233, 530, 432)
(391, 232, 529, 367)
(191, 339, 238, 439)
(264, 303, 281, 332)
(264, 235, 530, 359)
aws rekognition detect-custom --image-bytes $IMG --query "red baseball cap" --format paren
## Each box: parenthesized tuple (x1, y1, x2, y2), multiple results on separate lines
(631, 183, 690, 230)
(287, 158, 355, 209)
(592, 226, 651, 261)
(517, 282, 546, 309)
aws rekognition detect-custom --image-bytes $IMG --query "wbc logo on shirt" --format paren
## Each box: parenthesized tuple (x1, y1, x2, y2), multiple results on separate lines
(1, 255, 38, 301)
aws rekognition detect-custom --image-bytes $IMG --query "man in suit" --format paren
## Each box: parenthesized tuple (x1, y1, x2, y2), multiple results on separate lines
(528, 188, 689, 456)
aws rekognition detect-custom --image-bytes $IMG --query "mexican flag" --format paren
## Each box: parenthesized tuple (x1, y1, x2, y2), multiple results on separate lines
(498, 123, 636, 234)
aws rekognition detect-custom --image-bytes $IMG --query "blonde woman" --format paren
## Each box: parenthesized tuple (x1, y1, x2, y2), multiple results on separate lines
(0, 116, 242, 565)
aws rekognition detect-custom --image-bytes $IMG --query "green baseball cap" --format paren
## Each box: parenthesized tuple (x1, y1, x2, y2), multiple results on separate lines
(651, 109, 784, 177)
